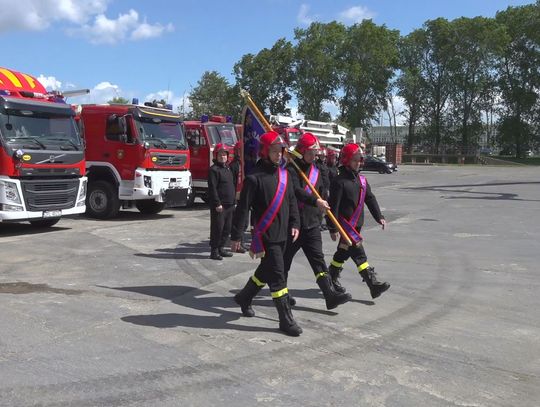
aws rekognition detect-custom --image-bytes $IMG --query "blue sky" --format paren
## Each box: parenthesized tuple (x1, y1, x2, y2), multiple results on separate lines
(0, 0, 534, 115)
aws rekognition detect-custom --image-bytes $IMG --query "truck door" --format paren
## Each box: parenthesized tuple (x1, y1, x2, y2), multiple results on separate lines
(104, 114, 141, 181)
(186, 127, 209, 181)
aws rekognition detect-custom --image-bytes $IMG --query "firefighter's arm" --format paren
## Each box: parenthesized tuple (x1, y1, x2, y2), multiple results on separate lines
(208, 167, 221, 208)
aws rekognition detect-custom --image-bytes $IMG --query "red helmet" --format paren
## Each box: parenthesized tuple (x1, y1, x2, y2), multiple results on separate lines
(327, 148, 337, 159)
(340, 143, 364, 166)
(295, 132, 320, 155)
(259, 131, 286, 158)
(213, 143, 229, 160)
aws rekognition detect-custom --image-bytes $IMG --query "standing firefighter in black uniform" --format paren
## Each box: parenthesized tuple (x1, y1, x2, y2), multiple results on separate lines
(284, 133, 351, 310)
(228, 141, 247, 253)
(208, 143, 235, 260)
(327, 143, 391, 299)
(230, 131, 302, 336)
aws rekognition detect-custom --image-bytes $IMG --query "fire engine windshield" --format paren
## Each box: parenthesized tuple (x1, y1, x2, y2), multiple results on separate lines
(206, 124, 237, 146)
(136, 117, 187, 150)
(0, 109, 82, 150)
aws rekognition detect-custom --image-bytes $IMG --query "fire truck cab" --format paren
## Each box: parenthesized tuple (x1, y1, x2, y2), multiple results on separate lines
(0, 67, 87, 227)
(78, 101, 191, 218)
(184, 115, 238, 204)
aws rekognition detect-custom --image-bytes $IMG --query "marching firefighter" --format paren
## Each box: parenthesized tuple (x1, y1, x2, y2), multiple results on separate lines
(230, 131, 302, 336)
(208, 144, 235, 260)
(326, 148, 339, 184)
(283, 133, 351, 310)
(327, 143, 391, 299)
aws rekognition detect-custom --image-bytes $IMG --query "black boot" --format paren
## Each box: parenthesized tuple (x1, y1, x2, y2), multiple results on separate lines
(234, 278, 263, 317)
(360, 266, 390, 299)
(329, 264, 347, 293)
(219, 247, 233, 257)
(273, 295, 302, 336)
(317, 273, 352, 310)
(210, 248, 223, 260)
(289, 295, 296, 306)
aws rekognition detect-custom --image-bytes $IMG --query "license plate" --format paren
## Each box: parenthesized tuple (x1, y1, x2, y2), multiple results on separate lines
(43, 210, 61, 218)
(169, 182, 181, 189)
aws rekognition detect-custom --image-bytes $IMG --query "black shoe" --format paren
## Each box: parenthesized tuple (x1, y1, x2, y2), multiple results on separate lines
(273, 295, 302, 336)
(234, 278, 263, 317)
(317, 273, 351, 310)
(329, 264, 347, 293)
(289, 295, 296, 306)
(219, 248, 233, 257)
(210, 249, 223, 261)
(235, 245, 247, 254)
(360, 266, 390, 299)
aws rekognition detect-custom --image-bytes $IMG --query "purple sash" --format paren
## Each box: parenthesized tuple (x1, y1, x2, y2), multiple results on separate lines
(250, 167, 288, 258)
(339, 175, 367, 245)
(298, 164, 319, 209)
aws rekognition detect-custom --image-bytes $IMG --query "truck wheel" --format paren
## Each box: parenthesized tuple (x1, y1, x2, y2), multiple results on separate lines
(86, 180, 120, 219)
(185, 190, 196, 207)
(29, 218, 60, 228)
(135, 200, 165, 215)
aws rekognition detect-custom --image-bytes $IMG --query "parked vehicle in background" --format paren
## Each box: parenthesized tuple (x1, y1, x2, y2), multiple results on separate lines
(184, 115, 238, 205)
(0, 67, 87, 227)
(77, 101, 191, 218)
(362, 155, 397, 174)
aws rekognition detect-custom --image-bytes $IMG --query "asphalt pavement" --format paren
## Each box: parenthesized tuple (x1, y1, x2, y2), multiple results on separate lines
(1, 165, 539, 406)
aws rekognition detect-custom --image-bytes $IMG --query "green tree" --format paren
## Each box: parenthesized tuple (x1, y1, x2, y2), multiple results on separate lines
(339, 20, 399, 129)
(416, 18, 455, 154)
(234, 38, 294, 115)
(397, 30, 425, 153)
(293, 22, 346, 120)
(495, 3, 540, 157)
(108, 96, 130, 104)
(446, 17, 505, 154)
(188, 71, 242, 120)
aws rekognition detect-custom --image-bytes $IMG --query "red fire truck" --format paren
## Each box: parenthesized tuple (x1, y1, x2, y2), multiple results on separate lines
(184, 115, 238, 204)
(78, 101, 191, 218)
(0, 67, 87, 227)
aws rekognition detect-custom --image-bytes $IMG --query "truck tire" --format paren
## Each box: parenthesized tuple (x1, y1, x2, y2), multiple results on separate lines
(185, 190, 196, 207)
(86, 180, 120, 219)
(135, 200, 165, 215)
(29, 218, 60, 228)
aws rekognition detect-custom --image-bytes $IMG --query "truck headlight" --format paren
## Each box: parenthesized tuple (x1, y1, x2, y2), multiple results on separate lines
(3, 181, 21, 204)
(78, 180, 87, 201)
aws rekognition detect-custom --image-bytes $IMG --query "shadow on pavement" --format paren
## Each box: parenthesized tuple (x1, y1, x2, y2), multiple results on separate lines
(99, 284, 277, 334)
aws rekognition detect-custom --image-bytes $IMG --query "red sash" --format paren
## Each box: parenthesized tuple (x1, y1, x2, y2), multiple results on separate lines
(250, 166, 288, 258)
(298, 164, 319, 209)
(339, 174, 367, 245)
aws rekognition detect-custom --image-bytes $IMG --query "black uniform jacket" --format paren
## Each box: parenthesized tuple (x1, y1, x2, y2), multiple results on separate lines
(327, 164, 339, 184)
(288, 158, 324, 230)
(231, 159, 300, 243)
(229, 157, 241, 191)
(208, 161, 235, 207)
(327, 166, 384, 234)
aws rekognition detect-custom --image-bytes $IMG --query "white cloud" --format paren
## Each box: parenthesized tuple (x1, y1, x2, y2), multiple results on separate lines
(0, 0, 109, 32)
(144, 90, 190, 113)
(131, 21, 174, 40)
(37, 75, 62, 91)
(0, 0, 174, 44)
(297, 4, 317, 26)
(338, 5, 376, 24)
(65, 81, 126, 105)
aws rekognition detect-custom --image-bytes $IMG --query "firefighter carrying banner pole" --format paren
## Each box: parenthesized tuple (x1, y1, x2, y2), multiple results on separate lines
(239, 90, 352, 247)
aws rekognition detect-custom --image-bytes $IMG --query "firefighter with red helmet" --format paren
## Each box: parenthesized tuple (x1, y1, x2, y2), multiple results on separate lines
(326, 143, 391, 299)
(326, 148, 339, 184)
(230, 131, 302, 336)
(208, 143, 236, 260)
(283, 133, 352, 310)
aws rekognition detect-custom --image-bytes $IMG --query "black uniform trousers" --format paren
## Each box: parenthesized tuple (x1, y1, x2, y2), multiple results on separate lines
(284, 226, 327, 279)
(331, 238, 369, 270)
(253, 240, 287, 293)
(209, 204, 234, 249)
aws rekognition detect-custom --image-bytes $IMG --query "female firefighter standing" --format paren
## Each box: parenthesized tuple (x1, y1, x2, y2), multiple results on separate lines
(230, 131, 302, 336)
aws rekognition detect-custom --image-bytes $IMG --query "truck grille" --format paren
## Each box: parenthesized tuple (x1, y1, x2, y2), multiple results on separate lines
(21, 179, 79, 211)
(154, 153, 187, 167)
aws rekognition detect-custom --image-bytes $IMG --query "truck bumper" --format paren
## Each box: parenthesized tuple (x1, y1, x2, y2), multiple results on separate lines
(128, 169, 191, 205)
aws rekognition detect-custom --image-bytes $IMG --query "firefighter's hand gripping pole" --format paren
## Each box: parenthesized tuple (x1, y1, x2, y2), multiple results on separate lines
(240, 90, 352, 247)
